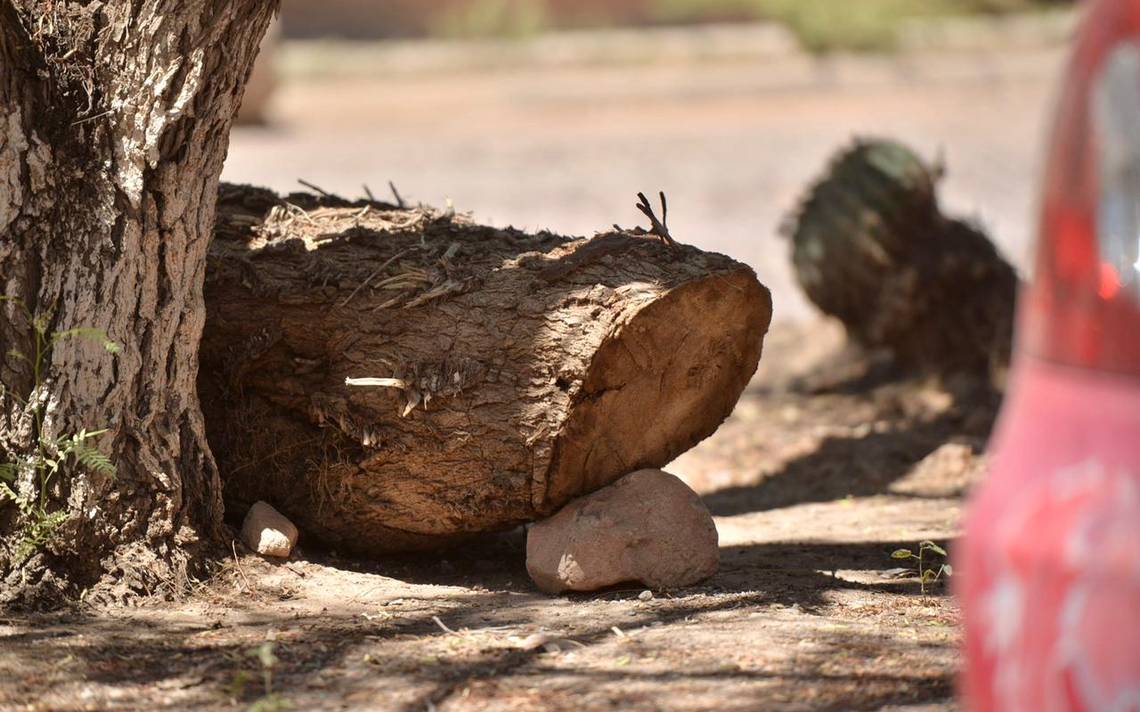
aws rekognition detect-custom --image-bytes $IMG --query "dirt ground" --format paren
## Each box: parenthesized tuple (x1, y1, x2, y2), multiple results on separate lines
(0, 318, 995, 711)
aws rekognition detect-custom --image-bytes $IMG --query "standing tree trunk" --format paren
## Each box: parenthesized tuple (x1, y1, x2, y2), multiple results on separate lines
(0, 1, 277, 607)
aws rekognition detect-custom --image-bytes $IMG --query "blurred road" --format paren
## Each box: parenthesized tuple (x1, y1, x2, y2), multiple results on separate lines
(223, 42, 1065, 320)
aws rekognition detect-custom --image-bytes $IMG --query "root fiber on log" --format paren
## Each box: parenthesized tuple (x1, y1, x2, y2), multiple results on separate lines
(785, 138, 1018, 375)
(201, 184, 771, 554)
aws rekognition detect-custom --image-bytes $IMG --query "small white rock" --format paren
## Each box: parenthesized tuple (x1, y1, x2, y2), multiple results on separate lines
(240, 501, 299, 558)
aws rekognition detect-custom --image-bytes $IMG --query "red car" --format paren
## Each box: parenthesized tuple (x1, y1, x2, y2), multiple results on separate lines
(956, 0, 1140, 709)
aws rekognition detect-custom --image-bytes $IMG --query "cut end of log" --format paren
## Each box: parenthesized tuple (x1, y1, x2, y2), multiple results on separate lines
(544, 268, 771, 510)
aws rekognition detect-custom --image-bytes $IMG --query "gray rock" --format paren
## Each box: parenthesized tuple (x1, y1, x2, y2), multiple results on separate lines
(240, 501, 299, 558)
(526, 469, 719, 593)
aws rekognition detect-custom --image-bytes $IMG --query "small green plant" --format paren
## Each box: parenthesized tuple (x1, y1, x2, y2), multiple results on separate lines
(891, 540, 952, 595)
(241, 642, 290, 712)
(248, 692, 290, 712)
(0, 297, 117, 561)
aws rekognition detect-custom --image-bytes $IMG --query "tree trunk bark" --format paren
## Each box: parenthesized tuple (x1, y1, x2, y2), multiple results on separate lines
(0, 1, 277, 607)
(202, 185, 772, 554)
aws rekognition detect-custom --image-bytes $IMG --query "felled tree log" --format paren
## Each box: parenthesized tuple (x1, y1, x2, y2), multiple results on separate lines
(201, 184, 771, 554)
(785, 138, 1018, 374)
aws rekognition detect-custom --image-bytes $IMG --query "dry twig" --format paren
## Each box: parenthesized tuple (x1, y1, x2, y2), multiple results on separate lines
(614, 191, 678, 249)
(389, 181, 408, 209)
(297, 178, 332, 197)
(231, 540, 256, 595)
(432, 616, 461, 636)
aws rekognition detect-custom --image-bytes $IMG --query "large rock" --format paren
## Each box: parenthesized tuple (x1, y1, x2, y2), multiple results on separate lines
(526, 469, 719, 593)
(240, 501, 299, 558)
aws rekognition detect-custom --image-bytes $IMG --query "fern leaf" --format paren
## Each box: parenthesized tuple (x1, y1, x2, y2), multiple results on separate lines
(5, 348, 30, 364)
(0, 296, 31, 319)
(13, 510, 68, 561)
(51, 327, 120, 354)
(72, 442, 115, 476)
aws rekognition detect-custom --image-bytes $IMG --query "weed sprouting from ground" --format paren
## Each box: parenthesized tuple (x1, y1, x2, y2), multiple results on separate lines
(229, 640, 291, 711)
(0, 297, 117, 561)
(891, 540, 952, 596)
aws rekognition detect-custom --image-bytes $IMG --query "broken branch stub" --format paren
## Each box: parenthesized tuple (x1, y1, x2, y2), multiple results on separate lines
(201, 184, 772, 554)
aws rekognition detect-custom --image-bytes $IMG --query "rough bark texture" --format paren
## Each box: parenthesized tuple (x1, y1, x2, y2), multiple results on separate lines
(787, 138, 1018, 376)
(202, 185, 772, 554)
(0, 1, 277, 607)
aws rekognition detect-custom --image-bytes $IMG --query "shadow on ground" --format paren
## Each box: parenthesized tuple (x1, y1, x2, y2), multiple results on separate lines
(0, 322, 973, 710)
(1, 570, 956, 711)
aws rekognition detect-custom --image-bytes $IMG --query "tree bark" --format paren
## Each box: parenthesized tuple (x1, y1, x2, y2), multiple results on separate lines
(0, 1, 277, 607)
(202, 185, 772, 554)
